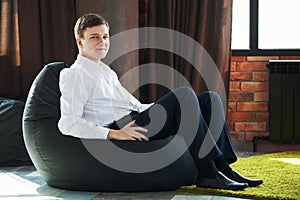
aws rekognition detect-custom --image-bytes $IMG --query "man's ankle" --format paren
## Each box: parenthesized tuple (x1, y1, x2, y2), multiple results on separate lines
(197, 162, 218, 178)
(214, 155, 232, 174)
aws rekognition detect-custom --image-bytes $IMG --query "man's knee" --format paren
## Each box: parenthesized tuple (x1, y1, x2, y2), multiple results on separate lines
(174, 86, 196, 98)
(173, 86, 199, 110)
(198, 91, 222, 103)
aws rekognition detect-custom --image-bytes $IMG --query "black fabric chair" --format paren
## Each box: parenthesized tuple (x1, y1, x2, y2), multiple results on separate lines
(22, 62, 197, 192)
(0, 98, 31, 166)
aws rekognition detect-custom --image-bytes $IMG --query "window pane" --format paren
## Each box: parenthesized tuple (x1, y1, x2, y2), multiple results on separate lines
(259, 0, 300, 49)
(231, 0, 250, 50)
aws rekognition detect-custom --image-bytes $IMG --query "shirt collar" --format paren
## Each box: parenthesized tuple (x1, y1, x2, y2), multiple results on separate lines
(75, 54, 111, 73)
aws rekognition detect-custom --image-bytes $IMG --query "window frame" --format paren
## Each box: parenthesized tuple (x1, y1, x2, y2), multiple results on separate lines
(232, 0, 300, 56)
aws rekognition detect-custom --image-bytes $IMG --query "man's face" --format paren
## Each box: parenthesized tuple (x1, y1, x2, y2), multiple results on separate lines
(77, 24, 110, 62)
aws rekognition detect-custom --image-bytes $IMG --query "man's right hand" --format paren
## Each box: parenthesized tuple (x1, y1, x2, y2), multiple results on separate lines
(107, 120, 149, 141)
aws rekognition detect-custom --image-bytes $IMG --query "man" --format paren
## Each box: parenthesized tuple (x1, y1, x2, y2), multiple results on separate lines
(58, 13, 262, 190)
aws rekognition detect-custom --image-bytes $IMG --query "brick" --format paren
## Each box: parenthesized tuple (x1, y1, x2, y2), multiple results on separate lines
(227, 102, 237, 112)
(245, 132, 269, 141)
(241, 82, 269, 91)
(237, 102, 268, 111)
(254, 92, 269, 101)
(230, 72, 252, 81)
(230, 132, 245, 141)
(226, 122, 234, 131)
(229, 92, 253, 102)
(279, 56, 300, 60)
(227, 112, 255, 121)
(231, 56, 246, 62)
(235, 122, 267, 132)
(247, 56, 279, 61)
(256, 112, 269, 121)
(230, 62, 237, 72)
(229, 82, 240, 91)
(237, 62, 268, 72)
(253, 72, 269, 81)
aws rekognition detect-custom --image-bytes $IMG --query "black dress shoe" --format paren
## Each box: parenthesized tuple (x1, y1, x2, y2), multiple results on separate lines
(196, 171, 248, 191)
(225, 170, 263, 187)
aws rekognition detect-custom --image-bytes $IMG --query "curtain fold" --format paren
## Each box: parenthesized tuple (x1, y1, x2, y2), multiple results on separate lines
(18, 0, 77, 98)
(0, 0, 21, 98)
(140, 0, 232, 103)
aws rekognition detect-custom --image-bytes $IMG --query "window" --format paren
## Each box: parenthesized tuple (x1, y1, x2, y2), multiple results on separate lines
(259, 0, 300, 49)
(231, 0, 250, 50)
(231, 0, 300, 56)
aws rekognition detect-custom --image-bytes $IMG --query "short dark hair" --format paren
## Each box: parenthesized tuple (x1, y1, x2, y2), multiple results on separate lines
(74, 13, 109, 38)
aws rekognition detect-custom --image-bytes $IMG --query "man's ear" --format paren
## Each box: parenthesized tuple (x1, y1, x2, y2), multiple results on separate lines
(76, 37, 83, 48)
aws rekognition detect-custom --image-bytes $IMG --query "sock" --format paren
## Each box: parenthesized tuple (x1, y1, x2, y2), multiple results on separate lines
(197, 161, 219, 178)
(214, 155, 232, 175)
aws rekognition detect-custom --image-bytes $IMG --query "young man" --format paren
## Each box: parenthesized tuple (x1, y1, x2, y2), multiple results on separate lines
(58, 13, 262, 190)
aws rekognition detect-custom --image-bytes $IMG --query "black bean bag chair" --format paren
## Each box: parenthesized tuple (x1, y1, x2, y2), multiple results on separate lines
(22, 62, 197, 192)
(0, 98, 31, 166)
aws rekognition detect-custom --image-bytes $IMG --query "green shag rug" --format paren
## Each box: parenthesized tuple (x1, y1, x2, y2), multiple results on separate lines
(180, 151, 300, 200)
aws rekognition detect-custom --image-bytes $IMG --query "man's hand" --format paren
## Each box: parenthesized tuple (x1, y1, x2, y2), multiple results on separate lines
(107, 120, 149, 141)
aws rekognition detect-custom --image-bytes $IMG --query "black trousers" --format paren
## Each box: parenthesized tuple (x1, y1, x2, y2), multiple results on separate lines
(111, 86, 237, 169)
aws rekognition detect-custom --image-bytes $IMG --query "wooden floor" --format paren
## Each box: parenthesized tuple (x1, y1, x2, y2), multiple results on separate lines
(1, 141, 300, 199)
(0, 165, 251, 200)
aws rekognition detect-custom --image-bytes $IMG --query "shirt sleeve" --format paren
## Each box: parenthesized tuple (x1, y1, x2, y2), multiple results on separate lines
(58, 69, 110, 139)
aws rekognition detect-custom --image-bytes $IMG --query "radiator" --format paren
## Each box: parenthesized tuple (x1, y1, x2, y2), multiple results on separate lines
(268, 60, 300, 143)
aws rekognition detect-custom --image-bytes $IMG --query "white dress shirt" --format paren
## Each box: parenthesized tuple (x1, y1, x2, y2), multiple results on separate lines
(58, 54, 153, 139)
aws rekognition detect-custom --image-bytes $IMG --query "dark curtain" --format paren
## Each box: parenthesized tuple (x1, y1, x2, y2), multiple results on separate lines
(0, 0, 77, 99)
(0, 0, 21, 98)
(140, 0, 232, 103)
(18, 0, 77, 99)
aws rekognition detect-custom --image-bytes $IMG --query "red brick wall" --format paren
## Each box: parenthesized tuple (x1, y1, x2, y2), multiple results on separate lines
(227, 55, 300, 142)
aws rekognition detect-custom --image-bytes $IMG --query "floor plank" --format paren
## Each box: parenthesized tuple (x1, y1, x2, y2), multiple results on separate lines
(0, 165, 250, 200)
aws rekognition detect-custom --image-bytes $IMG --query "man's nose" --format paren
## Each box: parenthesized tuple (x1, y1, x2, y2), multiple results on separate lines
(98, 38, 105, 44)
(98, 37, 104, 44)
